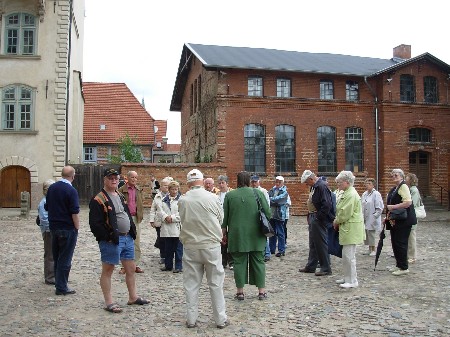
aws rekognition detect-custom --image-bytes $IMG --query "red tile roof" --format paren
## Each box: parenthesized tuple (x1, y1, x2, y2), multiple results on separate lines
(83, 82, 167, 145)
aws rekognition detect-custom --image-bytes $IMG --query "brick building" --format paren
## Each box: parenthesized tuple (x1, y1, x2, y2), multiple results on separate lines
(170, 43, 450, 214)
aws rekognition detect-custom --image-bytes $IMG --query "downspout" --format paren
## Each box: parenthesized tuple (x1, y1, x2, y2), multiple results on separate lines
(64, 0, 73, 164)
(364, 76, 379, 189)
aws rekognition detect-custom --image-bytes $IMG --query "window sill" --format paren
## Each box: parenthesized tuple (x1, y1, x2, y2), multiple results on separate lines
(0, 130, 38, 135)
(0, 55, 41, 60)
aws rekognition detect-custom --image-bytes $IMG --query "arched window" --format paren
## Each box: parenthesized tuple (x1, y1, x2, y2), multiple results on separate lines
(409, 128, 431, 143)
(317, 126, 336, 173)
(5, 13, 36, 55)
(244, 124, 265, 173)
(275, 125, 295, 172)
(2, 85, 34, 130)
(345, 127, 363, 172)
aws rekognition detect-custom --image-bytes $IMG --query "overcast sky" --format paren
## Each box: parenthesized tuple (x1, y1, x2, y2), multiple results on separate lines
(83, 0, 450, 144)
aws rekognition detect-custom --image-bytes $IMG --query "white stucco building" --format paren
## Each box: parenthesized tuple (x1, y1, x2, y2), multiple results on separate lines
(0, 0, 85, 208)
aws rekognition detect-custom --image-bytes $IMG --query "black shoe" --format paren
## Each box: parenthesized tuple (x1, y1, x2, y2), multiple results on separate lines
(55, 288, 76, 295)
(45, 280, 55, 285)
(160, 267, 173, 271)
(173, 269, 182, 273)
(298, 267, 315, 273)
(315, 271, 332, 276)
(264, 256, 270, 262)
(275, 252, 285, 257)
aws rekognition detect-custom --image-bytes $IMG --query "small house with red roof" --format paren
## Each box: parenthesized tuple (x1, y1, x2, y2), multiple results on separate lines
(83, 82, 170, 163)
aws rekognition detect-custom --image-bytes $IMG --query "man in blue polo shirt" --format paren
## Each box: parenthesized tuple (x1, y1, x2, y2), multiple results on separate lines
(45, 165, 80, 295)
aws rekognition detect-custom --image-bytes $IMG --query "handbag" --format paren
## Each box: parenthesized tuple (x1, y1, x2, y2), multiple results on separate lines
(36, 215, 40, 226)
(252, 189, 275, 237)
(415, 197, 426, 219)
(389, 208, 407, 220)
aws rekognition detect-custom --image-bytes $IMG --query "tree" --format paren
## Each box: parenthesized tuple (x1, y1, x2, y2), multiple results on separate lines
(108, 132, 143, 163)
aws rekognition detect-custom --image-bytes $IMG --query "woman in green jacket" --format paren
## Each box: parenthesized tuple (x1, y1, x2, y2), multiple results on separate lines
(333, 171, 365, 289)
(222, 171, 271, 300)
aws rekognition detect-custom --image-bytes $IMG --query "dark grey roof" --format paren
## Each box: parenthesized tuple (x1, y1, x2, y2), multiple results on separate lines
(186, 43, 399, 77)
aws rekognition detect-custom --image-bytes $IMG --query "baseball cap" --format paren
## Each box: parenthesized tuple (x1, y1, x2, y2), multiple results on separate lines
(301, 170, 314, 183)
(319, 176, 328, 181)
(104, 168, 119, 177)
(275, 175, 284, 181)
(187, 169, 204, 182)
(250, 175, 260, 181)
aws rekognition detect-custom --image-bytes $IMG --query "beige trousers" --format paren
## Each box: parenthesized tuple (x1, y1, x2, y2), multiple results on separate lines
(182, 246, 227, 326)
(408, 227, 416, 260)
(342, 244, 357, 284)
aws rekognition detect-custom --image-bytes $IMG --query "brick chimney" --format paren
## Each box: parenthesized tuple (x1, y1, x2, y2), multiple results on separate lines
(393, 44, 411, 59)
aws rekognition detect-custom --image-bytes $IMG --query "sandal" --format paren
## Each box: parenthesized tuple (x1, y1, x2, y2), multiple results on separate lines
(104, 303, 122, 313)
(127, 297, 150, 305)
(235, 293, 244, 301)
(258, 292, 267, 300)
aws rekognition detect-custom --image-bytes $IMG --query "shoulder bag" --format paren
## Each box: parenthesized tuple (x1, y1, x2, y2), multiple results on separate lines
(415, 197, 426, 219)
(389, 208, 407, 220)
(252, 189, 275, 237)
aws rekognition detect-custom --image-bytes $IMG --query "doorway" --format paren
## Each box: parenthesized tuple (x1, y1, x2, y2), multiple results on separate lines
(0, 166, 31, 207)
(408, 151, 430, 196)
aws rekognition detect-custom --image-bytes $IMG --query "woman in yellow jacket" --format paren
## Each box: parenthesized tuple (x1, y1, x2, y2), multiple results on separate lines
(333, 171, 365, 289)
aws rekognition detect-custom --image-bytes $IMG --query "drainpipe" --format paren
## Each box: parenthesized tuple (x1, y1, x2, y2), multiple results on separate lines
(64, 0, 73, 164)
(364, 76, 379, 189)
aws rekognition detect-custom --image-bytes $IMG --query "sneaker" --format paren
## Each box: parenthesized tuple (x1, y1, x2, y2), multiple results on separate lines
(369, 251, 376, 257)
(340, 282, 359, 288)
(264, 256, 270, 262)
(275, 252, 285, 257)
(216, 321, 229, 329)
(186, 322, 197, 328)
(173, 269, 183, 273)
(387, 266, 399, 272)
(392, 269, 409, 276)
(408, 258, 416, 263)
(335, 279, 345, 284)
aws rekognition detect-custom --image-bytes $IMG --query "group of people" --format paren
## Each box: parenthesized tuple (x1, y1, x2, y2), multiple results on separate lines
(36, 165, 423, 328)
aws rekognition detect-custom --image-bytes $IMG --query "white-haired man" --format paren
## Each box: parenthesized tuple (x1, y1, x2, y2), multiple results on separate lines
(178, 169, 228, 329)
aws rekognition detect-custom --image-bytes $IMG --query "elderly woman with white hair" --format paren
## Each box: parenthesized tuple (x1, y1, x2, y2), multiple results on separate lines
(333, 171, 365, 288)
(385, 169, 416, 276)
(38, 179, 56, 285)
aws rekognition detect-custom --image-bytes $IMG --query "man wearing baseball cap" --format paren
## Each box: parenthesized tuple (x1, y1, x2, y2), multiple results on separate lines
(268, 176, 289, 257)
(178, 169, 228, 329)
(89, 168, 149, 313)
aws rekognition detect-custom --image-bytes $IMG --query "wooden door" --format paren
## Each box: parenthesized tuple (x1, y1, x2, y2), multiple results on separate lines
(0, 166, 31, 207)
(408, 151, 430, 196)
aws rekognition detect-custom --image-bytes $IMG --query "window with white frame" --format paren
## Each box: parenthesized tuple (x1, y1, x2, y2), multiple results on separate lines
(320, 80, 334, 99)
(83, 147, 97, 162)
(277, 78, 291, 98)
(5, 13, 37, 55)
(1, 85, 34, 131)
(248, 76, 263, 96)
(345, 127, 363, 172)
(346, 81, 359, 101)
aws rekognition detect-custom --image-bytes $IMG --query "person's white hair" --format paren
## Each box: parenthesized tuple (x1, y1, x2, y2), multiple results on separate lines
(391, 168, 405, 179)
(161, 176, 174, 184)
(335, 171, 355, 186)
(43, 179, 55, 196)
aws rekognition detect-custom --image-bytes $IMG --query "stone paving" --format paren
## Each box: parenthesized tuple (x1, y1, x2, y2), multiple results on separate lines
(0, 207, 449, 337)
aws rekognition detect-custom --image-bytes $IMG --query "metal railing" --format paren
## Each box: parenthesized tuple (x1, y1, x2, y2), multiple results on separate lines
(432, 181, 450, 210)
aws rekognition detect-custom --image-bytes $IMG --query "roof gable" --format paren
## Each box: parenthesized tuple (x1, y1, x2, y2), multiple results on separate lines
(83, 82, 167, 145)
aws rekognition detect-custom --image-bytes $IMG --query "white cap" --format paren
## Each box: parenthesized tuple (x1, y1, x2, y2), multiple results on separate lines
(301, 170, 314, 183)
(275, 175, 284, 181)
(187, 169, 204, 182)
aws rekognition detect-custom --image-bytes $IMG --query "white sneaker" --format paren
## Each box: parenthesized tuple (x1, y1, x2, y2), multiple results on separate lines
(340, 282, 359, 288)
(369, 251, 376, 256)
(387, 266, 399, 272)
(335, 279, 345, 284)
(392, 269, 409, 276)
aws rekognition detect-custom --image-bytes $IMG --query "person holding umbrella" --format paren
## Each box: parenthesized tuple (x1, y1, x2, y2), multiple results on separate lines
(385, 169, 416, 276)
(333, 171, 365, 288)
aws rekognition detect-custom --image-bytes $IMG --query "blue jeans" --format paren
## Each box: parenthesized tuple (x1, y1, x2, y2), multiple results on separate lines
(51, 229, 78, 292)
(264, 239, 271, 258)
(269, 219, 286, 254)
(164, 237, 183, 270)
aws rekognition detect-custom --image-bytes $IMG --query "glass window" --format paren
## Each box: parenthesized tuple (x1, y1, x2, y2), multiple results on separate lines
(346, 81, 359, 101)
(248, 76, 263, 96)
(424, 76, 438, 103)
(275, 125, 295, 172)
(320, 80, 334, 99)
(317, 126, 336, 173)
(83, 147, 97, 162)
(2, 85, 34, 131)
(244, 123, 265, 173)
(277, 78, 291, 98)
(400, 74, 415, 102)
(5, 13, 36, 55)
(345, 127, 363, 172)
(409, 128, 431, 143)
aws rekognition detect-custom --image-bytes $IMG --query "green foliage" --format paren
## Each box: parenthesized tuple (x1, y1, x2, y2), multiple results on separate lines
(194, 153, 201, 163)
(108, 133, 143, 163)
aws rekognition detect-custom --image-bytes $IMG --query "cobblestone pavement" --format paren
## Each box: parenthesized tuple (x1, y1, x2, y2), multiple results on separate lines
(0, 208, 449, 337)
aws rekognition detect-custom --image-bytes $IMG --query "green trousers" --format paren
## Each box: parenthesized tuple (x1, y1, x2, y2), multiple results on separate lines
(231, 251, 266, 288)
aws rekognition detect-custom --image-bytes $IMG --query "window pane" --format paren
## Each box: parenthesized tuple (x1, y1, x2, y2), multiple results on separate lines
(7, 29, 18, 54)
(22, 30, 35, 54)
(5, 105, 15, 129)
(277, 78, 291, 98)
(345, 127, 363, 172)
(346, 81, 359, 101)
(409, 128, 431, 143)
(20, 104, 31, 129)
(6, 13, 36, 56)
(320, 80, 334, 99)
(275, 125, 295, 172)
(244, 124, 265, 172)
(248, 77, 263, 96)
(400, 75, 415, 102)
(424, 76, 438, 103)
(2, 85, 34, 131)
(317, 126, 336, 172)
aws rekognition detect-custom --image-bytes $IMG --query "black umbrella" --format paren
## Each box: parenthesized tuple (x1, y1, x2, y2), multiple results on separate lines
(374, 227, 386, 271)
